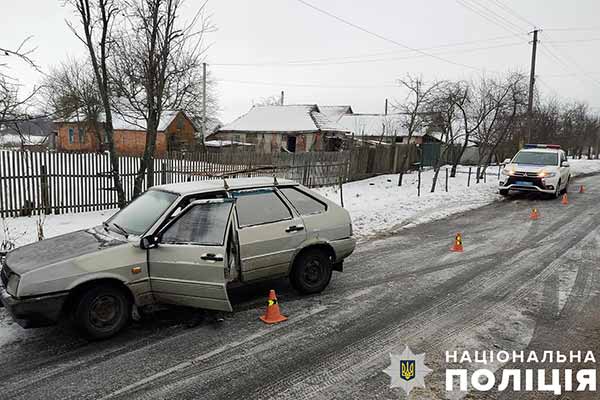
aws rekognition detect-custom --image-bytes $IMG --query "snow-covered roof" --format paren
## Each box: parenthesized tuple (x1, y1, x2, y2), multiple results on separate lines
(55, 110, 183, 132)
(219, 105, 350, 134)
(338, 114, 407, 137)
(319, 105, 353, 122)
(205, 140, 254, 147)
(0, 134, 47, 146)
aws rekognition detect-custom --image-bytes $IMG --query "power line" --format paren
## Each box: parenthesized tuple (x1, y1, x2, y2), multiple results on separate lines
(484, 0, 536, 28)
(212, 41, 525, 67)
(454, 0, 524, 37)
(463, 0, 526, 33)
(212, 34, 518, 66)
(293, 0, 499, 72)
(218, 79, 399, 89)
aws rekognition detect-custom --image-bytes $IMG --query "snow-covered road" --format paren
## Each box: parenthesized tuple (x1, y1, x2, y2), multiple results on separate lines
(1, 171, 600, 399)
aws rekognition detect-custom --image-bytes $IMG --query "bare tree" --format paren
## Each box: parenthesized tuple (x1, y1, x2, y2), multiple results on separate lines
(474, 73, 527, 176)
(65, 0, 126, 208)
(253, 94, 282, 107)
(111, 0, 214, 198)
(394, 75, 440, 186)
(41, 58, 105, 148)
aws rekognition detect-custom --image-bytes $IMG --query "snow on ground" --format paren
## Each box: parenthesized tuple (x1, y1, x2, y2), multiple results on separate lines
(1, 160, 599, 250)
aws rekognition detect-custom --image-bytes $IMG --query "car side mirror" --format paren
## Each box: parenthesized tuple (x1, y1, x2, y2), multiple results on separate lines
(561, 161, 570, 167)
(503, 158, 511, 165)
(140, 236, 158, 250)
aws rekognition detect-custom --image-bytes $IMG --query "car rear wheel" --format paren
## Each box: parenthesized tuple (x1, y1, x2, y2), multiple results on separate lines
(74, 284, 131, 340)
(290, 249, 333, 294)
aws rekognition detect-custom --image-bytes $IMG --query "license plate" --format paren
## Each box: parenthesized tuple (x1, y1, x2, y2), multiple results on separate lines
(515, 181, 534, 186)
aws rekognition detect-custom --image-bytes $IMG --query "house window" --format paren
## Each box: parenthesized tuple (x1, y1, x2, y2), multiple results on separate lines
(78, 127, 85, 144)
(68, 127, 75, 144)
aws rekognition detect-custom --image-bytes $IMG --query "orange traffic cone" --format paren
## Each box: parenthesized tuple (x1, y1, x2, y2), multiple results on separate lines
(561, 193, 569, 205)
(450, 233, 464, 252)
(579, 185, 585, 193)
(260, 290, 288, 324)
(530, 208, 539, 220)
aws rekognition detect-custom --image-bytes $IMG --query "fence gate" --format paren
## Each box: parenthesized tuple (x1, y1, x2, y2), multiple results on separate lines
(421, 143, 441, 167)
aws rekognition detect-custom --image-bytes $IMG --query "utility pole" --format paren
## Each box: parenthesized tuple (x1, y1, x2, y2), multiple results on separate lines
(385, 98, 388, 115)
(281, 90, 285, 106)
(526, 29, 539, 146)
(202, 62, 207, 146)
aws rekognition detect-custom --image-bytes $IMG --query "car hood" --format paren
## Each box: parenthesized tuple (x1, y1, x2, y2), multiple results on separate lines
(5, 227, 125, 275)
(508, 164, 558, 173)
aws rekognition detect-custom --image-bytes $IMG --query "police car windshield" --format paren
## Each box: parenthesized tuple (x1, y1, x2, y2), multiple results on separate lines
(512, 151, 558, 166)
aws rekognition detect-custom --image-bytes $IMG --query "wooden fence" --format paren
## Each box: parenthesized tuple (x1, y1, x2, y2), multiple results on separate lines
(0, 144, 417, 217)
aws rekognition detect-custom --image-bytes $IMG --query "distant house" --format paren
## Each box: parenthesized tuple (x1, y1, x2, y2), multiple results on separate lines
(210, 104, 350, 153)
(54, 110, 199, 156)
(337, 113, 441, 145)
(0, 117, 54, 150)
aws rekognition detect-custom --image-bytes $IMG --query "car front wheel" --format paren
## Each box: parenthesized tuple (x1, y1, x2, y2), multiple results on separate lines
(499, 189, 509, 196)
(74, 284, 131, 340)
(290, 249, 333, 294)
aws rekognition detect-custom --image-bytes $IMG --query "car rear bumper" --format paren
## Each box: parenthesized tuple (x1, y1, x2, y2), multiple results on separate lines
(331, 237, 356, 262)
(0, 285, 68, 328)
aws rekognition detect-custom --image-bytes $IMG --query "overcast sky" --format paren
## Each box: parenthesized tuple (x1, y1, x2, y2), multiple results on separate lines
(2, 0, 600, 124)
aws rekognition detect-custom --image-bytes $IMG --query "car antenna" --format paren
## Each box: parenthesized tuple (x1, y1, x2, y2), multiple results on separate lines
(273, 175, 279, 186)
(223, 178, 230, 190)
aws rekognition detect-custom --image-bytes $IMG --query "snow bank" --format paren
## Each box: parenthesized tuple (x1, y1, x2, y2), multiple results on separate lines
(315, 166, 500, 239)
(569, 159, 600, 176)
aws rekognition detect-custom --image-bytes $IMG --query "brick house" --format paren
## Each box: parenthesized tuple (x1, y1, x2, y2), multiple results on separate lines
(54, 110, 199, 155)
(209, 104, 350, 153)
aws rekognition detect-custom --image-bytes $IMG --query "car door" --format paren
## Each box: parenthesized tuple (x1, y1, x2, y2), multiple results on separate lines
(231, 188, 307, 282)
(147, 199, 234, 312)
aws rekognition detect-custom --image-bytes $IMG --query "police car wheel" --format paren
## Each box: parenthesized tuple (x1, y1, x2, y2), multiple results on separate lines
(554, 180, 561, 198)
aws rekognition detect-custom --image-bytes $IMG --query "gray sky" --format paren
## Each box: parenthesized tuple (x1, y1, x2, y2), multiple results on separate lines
(2, 0, 600, 124)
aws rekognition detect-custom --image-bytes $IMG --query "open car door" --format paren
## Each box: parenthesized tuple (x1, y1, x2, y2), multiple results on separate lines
(147, 199, 234, 312)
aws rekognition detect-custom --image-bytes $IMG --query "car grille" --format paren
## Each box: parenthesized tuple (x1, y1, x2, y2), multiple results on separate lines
(513, 171, 539, 178)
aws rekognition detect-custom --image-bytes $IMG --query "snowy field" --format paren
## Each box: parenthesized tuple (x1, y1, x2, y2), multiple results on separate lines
(1, 160, 599, 249)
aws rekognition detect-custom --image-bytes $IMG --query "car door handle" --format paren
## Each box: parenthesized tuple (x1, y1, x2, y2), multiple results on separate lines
(286, 225, 305, 233)
(201, 253, 224, 262)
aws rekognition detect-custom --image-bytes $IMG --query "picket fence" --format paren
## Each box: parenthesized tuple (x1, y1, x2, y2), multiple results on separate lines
(0, 144, 417, 217)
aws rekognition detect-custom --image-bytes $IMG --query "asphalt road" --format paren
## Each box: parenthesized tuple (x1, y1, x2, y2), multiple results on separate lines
(1, 175, 600, 400)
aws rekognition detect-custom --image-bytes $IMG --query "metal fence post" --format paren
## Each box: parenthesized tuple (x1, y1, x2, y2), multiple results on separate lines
(468, 167, 472, 187)
(40, 164, 51, 215)
(445, 167, 448, 192)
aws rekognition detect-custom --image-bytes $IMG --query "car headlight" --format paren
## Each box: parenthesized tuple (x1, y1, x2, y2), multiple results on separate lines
(538, 171, 557, 178)
(501, 169, 514, 176)
(6, 272, 20, 296)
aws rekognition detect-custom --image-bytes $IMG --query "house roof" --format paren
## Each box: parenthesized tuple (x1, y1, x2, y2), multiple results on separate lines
(338, 113, 410, 137)
(319, 105, 353, 122)
(0, 133, 48, 146)
(218, 104, 350, 134)
(54, 110, 184, 132)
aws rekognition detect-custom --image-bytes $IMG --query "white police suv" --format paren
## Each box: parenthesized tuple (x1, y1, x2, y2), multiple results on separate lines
(499, 144, 571, 197)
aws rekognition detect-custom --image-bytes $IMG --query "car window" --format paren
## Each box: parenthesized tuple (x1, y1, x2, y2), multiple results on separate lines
(161, 201, 232, 246)
(512, 151, 558, 166)
(279, 187, 326, 216)
(109, 190, 178, 236)
(169, 191, 228, 218)
(231, 188, 292, 227)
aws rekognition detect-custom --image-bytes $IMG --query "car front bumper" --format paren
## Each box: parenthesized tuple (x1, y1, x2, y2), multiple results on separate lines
(499, 175, 559, 194)
(0, 285, 68, 328)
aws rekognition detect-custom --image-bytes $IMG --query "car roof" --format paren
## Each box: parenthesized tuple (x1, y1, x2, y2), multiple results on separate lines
(152, 177, 299, 195)
(518, 148, 562, 154)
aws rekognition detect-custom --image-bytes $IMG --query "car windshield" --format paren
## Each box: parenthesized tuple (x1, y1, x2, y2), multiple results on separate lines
(108, 190, 179, 236)
(512, 151, 558, 166)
